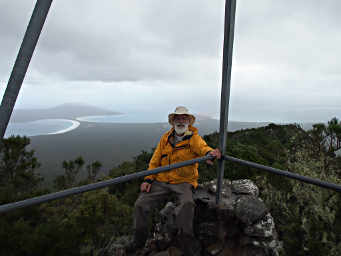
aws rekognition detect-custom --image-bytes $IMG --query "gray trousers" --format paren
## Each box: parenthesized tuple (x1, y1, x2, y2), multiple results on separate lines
(133, 181, 195, 245)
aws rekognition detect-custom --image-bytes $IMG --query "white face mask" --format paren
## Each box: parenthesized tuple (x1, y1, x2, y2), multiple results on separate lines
(174, 122, 188, 135)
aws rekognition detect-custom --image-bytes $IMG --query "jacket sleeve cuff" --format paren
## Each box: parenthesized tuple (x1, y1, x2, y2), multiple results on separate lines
(144, 179, 154, 184)
(205, 148, 214, 156)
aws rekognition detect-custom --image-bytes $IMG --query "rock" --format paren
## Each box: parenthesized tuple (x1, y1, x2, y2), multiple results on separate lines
(159, 202, 177, 236)
(204, 179, 233, 198)
(107, 179, 282, 256)
(234, 195, 268, 226)
(244, 213, 276, 238)
(232, 179, 259, 197)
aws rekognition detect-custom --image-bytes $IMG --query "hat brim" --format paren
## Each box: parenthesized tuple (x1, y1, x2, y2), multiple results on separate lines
(168, 113, 195, 126)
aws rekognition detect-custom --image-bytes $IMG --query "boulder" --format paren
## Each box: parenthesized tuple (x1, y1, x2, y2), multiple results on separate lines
(108, 179, 282, 256)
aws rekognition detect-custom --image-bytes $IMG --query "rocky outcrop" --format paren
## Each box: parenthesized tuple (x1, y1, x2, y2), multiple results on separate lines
(108, 179, 281, 256)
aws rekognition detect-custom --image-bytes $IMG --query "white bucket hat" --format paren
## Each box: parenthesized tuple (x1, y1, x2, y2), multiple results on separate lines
(168, 106, 196, 126)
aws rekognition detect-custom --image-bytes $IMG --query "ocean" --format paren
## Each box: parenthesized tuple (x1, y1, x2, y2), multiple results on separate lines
(5, 113, 170, 138)
(4, 113, 315, 138)
(76, 113, 168, 123)
(4, 113, 168, 138)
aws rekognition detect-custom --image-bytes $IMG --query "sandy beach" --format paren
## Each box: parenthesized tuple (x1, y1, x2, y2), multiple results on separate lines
(47, 119, 80, 135)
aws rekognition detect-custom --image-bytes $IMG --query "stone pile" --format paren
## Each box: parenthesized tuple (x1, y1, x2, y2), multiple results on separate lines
(109, 179, 282, 256)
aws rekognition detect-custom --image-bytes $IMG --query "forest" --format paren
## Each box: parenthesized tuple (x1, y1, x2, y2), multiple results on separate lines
(0, 118, 341, 256)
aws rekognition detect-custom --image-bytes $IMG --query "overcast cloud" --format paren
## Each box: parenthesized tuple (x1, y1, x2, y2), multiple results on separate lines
(0, 0, 340, 122)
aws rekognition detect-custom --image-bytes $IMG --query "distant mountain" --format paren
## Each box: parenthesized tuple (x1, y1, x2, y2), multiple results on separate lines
(10, 103, 122, 123)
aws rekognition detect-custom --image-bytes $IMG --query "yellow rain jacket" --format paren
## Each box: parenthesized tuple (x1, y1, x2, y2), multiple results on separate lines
(144, 126, 213, 188)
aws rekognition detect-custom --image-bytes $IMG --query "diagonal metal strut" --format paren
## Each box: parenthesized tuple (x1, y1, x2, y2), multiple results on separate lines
(0, 0, 54, 139)
(1, 154, 341, 214)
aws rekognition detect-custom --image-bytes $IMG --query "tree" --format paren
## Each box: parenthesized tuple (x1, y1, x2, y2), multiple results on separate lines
(327, 117, 339, 151)
(86, 161, 102, 182)
(0, 136, 42, 202)
(54, 156, 84, 190)
(334, 123, 341, 150)
(309, 123, 327, 154)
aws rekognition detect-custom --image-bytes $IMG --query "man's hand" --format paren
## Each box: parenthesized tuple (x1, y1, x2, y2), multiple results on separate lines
(140, 182, 152, 192)
(206, 148, 222, 165)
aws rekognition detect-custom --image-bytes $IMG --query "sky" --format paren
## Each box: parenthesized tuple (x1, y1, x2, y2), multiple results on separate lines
(0, 0, 340, 123)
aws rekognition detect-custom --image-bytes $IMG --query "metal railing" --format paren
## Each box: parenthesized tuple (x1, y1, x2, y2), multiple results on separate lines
(1, 154, 340, 214)
(223, 155, 341, 192)
(0, 155, 213, 213)
(1, 0, 340, 219)
(0, 0, 236, 204)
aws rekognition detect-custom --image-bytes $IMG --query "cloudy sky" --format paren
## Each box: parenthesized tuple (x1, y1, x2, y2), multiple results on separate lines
(0, 0, 340, 123)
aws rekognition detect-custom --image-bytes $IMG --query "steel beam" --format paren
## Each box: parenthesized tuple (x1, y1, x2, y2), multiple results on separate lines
(0, 0, 54, 139)
(0, 155, 214, 214)
(223, 155, 341, 192)
(216, 0, 237, 204)
(2, 153, 341, 214)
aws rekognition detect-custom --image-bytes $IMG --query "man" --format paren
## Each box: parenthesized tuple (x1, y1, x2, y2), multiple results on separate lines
(129, 106, 221, 255)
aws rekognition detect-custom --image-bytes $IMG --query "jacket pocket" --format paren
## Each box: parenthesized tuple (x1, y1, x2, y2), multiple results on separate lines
(161, 154, 169, 166)
(176, 166, 195, 178)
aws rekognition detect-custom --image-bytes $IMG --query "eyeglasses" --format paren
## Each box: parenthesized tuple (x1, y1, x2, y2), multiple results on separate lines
(174, 115, 190, 121)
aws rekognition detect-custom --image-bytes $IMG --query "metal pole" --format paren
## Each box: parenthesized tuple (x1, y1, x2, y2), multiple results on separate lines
(3, 153, 341, 214)
(0, 0, 54, 139)
(223, 155, 341, 192)
(0, 155, 214, 214)
(216, 0, 237, 204)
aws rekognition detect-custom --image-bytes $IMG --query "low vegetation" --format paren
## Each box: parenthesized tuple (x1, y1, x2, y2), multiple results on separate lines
(0, 118, 341, 255)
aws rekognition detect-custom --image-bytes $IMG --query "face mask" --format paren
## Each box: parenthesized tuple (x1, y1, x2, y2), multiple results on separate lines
(174, 122, 188, 135)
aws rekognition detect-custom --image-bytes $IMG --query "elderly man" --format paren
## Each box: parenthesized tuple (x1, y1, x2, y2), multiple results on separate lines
(128, 106, 221, 255)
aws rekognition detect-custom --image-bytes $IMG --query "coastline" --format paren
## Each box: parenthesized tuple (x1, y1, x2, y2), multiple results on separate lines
(76, 114, 126, 123)
(5, 119, 81, 138)
(46, 119, 80, 135)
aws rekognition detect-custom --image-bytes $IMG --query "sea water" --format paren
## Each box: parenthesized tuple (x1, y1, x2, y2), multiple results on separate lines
(76, 113, 168, 123)
(5, 113, 299, 138)
(4, 113, 167, 138)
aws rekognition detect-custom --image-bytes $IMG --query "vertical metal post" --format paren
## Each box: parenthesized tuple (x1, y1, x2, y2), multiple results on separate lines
(216, 0, 237, 204)
(0, 0, 54, 139)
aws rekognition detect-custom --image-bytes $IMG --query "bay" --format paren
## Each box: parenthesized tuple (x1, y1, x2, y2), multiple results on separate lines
(76, 113, 168, 123)
(5, 119, 80, 138)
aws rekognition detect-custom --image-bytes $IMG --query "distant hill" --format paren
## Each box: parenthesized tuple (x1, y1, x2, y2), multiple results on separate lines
(10, 103, 121, 123)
